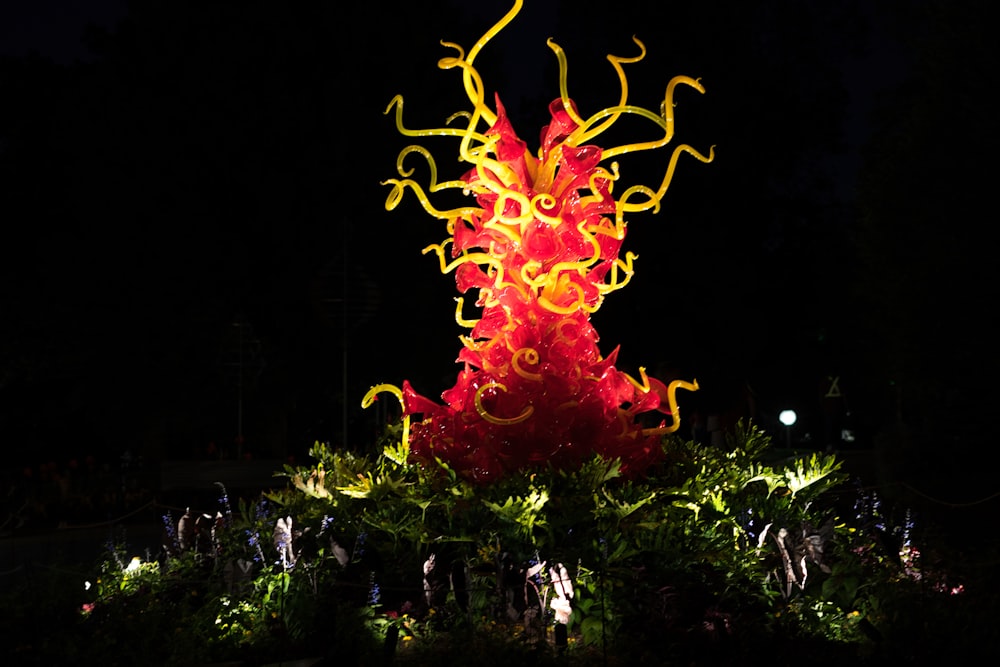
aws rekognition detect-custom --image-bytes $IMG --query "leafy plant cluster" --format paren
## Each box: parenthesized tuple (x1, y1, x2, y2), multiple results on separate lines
(25, 421, 986, 665)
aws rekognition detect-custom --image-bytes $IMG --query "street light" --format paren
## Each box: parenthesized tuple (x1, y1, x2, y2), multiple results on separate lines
(778, 409, 797, 448)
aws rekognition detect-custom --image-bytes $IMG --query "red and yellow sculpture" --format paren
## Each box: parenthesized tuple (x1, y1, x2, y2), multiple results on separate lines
(364, 0, 713, 483)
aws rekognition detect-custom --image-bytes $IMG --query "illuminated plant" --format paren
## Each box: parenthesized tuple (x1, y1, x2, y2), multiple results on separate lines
(365, 0, 713, 482)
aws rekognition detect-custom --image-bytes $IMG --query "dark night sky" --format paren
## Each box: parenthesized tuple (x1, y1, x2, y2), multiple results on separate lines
(2, 1, 997, 497)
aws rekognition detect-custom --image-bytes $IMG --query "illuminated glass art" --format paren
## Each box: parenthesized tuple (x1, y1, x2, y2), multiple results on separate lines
(364, 0, 713, 483)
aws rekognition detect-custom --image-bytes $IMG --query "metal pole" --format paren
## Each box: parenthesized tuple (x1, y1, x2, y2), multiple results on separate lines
(237, 318, 244, 459)
(342, 232, 348, 450)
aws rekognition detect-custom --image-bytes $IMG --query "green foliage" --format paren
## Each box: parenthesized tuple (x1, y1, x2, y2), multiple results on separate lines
(269, 421, 866, 658)
(29, 420, 985, 664)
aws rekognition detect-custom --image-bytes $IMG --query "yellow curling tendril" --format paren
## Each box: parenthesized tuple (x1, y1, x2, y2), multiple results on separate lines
(616, 183, 661, 217)
(567, 37, 646, 146)
(547, 39, 587, 129)
(482, 217, 523, 245)
(598, 253, 637, 293)
(520, 260, 545, 289)
(394, 145, 469, 197)
(461, 0, 525, 127)
(422, 244, 507, 286)
(648, 144, 716, 204)
(384, 95, 489, 143)
(614, 144, 714, 217)
(383, 178, 480, 221)
(436, 50, 493, 164)
(538, 278, 587, 315)
(585, 217, 622, 239)
(472, 145, 522, 193)
(446, 110, 473, 126)
(572, 218, 604, 268)
(552, 318, 581, 345)
(623, 366, 653, 393)
(475, 382, 534, 425)
(596, 76, 706, 159)
(454, 297, 480, 328)
(492, 188, 534, 229)
(512, 347, 543, 382)
(641, 379, 700, 435)
(530, 193, 563, 226)
(577, 169, 617, 213)
(362, 384, 411, 460)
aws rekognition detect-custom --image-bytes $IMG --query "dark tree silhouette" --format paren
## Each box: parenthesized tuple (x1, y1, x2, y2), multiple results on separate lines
(855, 0, 998, 500)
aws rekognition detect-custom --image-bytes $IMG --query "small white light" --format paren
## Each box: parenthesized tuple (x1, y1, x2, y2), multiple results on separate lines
(778, 410, 797, 427)
(84, 581, 91, 591)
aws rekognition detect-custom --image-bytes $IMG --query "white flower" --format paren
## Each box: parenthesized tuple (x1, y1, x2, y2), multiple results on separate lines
(549, 562, 573, 624)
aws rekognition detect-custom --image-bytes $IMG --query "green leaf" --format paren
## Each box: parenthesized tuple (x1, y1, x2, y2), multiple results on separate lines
(482, 487, 549, 538)
(600, 487, 657, 521)
(784, 452, 843, 499)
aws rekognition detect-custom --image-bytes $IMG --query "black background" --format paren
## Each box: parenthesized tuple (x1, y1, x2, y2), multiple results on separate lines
(2, 0, 997, 504)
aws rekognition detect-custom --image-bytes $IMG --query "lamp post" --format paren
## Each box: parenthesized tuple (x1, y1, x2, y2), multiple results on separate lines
(778, 409, 797, 448)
